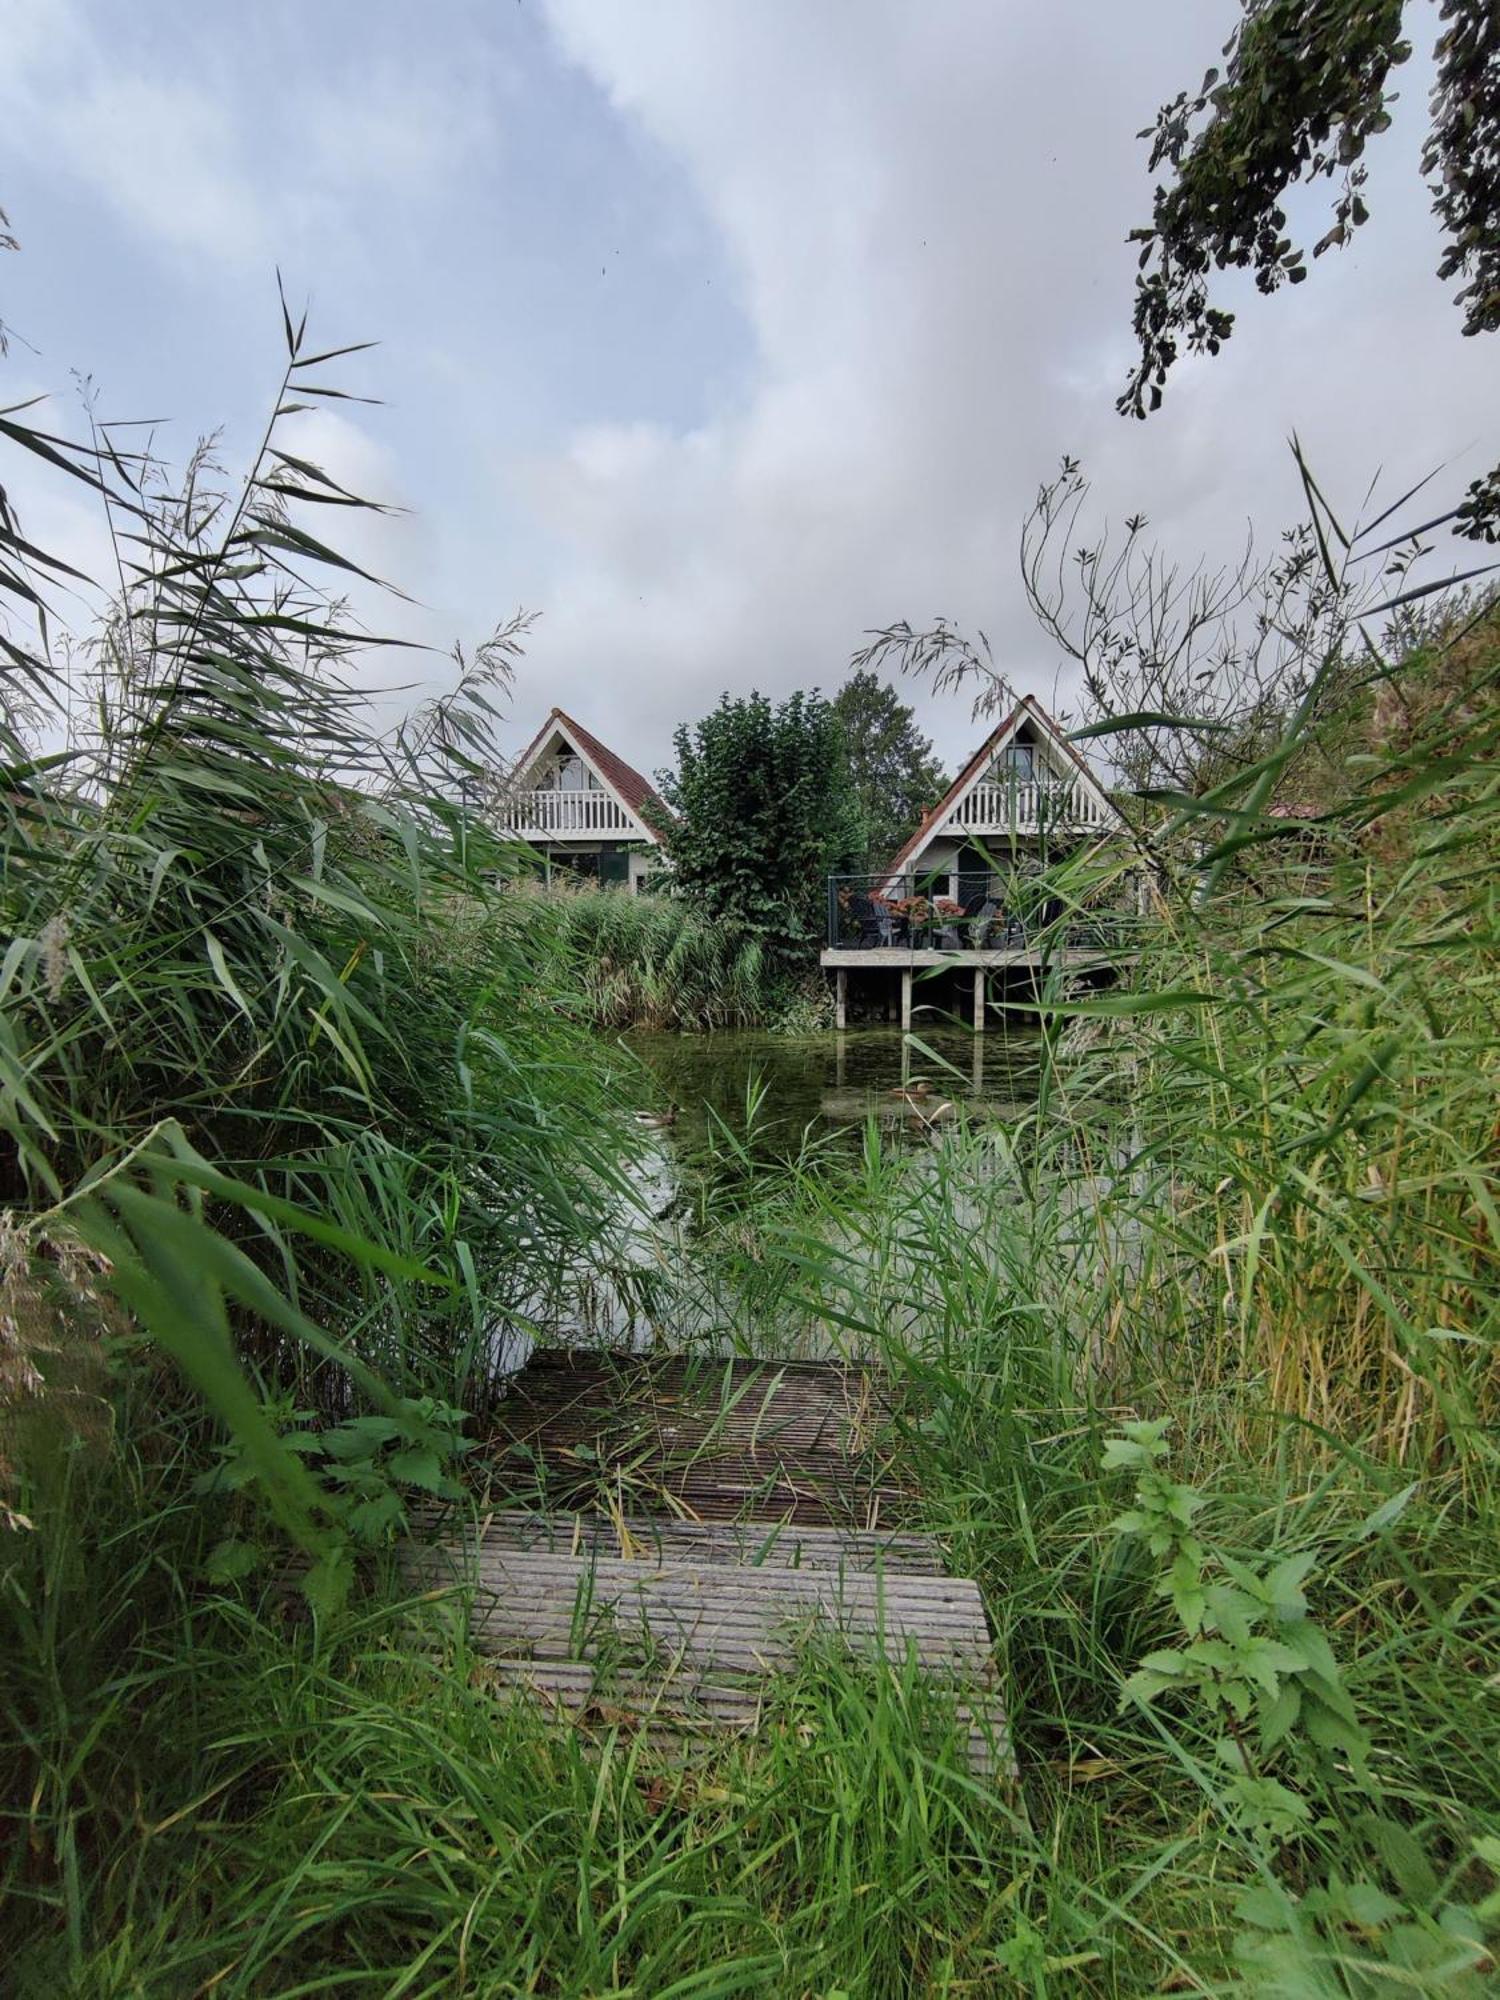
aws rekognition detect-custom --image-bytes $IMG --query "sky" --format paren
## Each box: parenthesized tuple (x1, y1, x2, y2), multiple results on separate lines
(1, 0, 1493, 778)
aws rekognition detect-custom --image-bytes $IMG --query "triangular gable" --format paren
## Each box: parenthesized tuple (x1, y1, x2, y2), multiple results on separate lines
(508, 707, 666, 841)
(886, 694, 1122, 875)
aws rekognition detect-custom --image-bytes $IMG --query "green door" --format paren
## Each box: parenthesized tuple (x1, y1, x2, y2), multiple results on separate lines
(599, 845, 630, 890)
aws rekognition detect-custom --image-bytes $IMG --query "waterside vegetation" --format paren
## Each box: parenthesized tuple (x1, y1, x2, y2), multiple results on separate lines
(1, 309, 1498, 1997)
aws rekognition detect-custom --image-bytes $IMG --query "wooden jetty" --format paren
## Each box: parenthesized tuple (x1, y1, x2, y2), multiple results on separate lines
(403, 1353, 1011, 1777)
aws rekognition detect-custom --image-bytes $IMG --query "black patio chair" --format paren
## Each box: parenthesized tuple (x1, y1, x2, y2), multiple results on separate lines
(846, 892, 887, 949)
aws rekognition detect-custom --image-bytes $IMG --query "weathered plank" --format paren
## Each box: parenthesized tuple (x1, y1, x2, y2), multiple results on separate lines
(484, 1353, 909, 1526)
(473, 1655, 1011, 1778)
(399, 1544, 992, 1675)
(412, 1507, 944, 1574)
(427, 1354, 1014, 1780)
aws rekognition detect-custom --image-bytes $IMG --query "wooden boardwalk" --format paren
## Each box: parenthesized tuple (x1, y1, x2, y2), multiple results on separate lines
(404, 1354, 1010, 1777)
(481, 1351, 907, 1525)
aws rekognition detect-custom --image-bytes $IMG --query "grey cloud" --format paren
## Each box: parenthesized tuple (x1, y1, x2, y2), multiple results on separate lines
(522, 0, 1495, 772)
(2, 1, 1492, 783)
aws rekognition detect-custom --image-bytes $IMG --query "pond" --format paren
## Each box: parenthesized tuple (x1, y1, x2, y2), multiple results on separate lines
(621, 1023, 1043, 1170)
(506, 1022, 1046, 1364)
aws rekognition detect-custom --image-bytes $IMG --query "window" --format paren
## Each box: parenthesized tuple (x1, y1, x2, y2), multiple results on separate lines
(538, 752, 603, 793)
(993, 740, 1035, 779)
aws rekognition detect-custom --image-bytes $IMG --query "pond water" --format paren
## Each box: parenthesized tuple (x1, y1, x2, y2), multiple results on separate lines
(621, 1023, 1043, 1171)
(507, 1022, 1046, 1364)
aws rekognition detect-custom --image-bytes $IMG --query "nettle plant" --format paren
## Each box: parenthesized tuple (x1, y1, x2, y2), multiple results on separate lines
(200, 1394, 472, 1606)
(1105, 1419, 1369, 1847)
(1107, 1423, 1500, 1991)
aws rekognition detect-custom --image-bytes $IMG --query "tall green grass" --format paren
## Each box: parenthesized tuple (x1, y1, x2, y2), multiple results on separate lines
(516, 881, 810, 1031)
(3, 305, 1498, 1993)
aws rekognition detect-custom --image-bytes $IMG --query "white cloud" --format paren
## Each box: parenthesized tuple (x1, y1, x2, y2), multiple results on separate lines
(520, 0, 1496, 772)
(3, 0, 1494, 785)
(55, 76, 273, 267)
(0, 0, 496, 277)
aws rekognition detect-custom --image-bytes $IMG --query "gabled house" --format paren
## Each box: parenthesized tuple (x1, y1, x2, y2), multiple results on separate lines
(884, 694, 1124, 899)
(824, 695, 1130, 1029)
(500, 708, 667, 891)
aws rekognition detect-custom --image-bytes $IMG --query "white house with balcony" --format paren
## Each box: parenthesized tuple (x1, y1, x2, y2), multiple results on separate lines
(883, 694, 1123, 896)
(822, 695, 1129, 1030)
(500, 708, 667, 891)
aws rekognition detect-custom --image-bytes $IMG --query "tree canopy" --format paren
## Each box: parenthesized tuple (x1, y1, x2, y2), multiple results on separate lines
(652, 691, 865, 977)
(830, 669, 947, 865)
(1122, 0, 1499, 540)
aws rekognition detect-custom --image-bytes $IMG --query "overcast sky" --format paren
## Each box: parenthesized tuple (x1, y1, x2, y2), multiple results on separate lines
(1, 0, 1492, 775)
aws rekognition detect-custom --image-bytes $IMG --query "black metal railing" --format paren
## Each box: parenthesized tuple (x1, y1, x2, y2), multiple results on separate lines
(825, 873, 1124, 953)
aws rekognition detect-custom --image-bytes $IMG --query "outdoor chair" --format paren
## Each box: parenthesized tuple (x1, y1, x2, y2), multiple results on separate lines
(962, 892, 998, 948)
(846, 892, 890, 949)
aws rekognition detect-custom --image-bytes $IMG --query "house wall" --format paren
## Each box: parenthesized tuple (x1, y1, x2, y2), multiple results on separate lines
(892, 836, 1056, 899)
(529, 839, 664, 892)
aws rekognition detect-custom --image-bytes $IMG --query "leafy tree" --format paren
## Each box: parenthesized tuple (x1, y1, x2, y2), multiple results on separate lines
(831, 669, 947, 864)
(652, 691, 865, 977)
(1121, 0, 1500, 540)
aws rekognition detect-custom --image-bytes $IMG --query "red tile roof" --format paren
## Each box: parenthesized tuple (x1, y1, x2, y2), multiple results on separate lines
(554, 709, 665, 818)
(514, 707, 666, 823)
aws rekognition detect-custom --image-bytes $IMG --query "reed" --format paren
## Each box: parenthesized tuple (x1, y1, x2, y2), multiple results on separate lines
(2, 315, 1497, 1991)
(516, 880, 806, 1031)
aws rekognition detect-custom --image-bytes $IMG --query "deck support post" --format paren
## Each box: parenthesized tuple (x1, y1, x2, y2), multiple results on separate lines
(834, 967, 847, 1031)
(973, 966, 986, 1034)
(900, 967, 913, 1034)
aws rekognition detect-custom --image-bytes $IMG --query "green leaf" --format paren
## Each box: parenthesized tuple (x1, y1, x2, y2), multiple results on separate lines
(203, 1538, 265, 1583)
(1203, 1584, 1260, 1644)
(1279, 1621, 1340, 1683)
(1341, 1881, 1402, 1930)
(385, 1446, 448, 1492)
(1261, 1679, 1302, 1749)
(302, 1543, 355, 1618)
(205, 928, 256, 1024)
(321, 1415, 405, 1459)
(1355, 1482, 1419, 1539)
(1264, 1553, 1317, 1618)
(1233, 1881, 1297, 1931)
(347, 1490, 407, 1541)
(1067, 710, 1234, 741)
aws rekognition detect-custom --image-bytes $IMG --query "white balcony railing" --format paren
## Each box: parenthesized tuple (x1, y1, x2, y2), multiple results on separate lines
(506, 788, 637, 837)
(945, 779, 1107, 836)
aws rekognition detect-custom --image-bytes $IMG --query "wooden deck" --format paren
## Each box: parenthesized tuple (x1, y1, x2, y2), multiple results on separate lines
(441, 1507, 945, 1572)
(478, 1351, 909, 1526)
(819, 943, 1116, 969)
(404, 1353, 1011, 1778)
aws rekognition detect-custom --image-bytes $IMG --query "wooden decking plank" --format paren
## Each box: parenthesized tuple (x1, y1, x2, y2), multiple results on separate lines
(423, 1352, 1013, 1779)
(415, 1508, 944, 1574)
(485, 1352, 910, 1528)
(472, 1648, 1010, 1779)
(399, 1544, 994, 1676)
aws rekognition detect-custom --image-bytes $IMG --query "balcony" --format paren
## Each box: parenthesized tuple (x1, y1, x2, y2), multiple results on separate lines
(824, 872, 1127, 957)
(506, 788, 638, 838)
(943, 778, 1107, 836)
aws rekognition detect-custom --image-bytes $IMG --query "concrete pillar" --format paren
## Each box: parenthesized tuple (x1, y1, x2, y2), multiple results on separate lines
(900, 967, 913, 1034)
(973, 966, 986, 1035)
(835, 967, 847, 1031)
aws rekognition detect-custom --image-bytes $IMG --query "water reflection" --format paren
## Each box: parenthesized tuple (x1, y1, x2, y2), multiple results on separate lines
(623, 1023, 1042, 1174)
(501, 1025, 1046, 1370)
